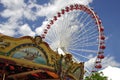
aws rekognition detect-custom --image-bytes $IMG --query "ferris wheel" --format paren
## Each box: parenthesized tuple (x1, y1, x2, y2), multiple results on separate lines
(41, 4, 105, 76)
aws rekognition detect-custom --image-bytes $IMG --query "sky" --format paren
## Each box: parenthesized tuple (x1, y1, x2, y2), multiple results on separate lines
(0, 0, 120, 72)
(91, 0, 120, 67)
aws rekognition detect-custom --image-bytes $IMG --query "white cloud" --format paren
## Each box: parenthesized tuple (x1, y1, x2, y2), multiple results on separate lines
(1, 9, 23, 19)
(36, 0, 93, 18)
(84, 55, 120, 76)
(0, 0, 40, 36)
(1, 0, 24, 20)
(102, 55, 120, 68)
(84, 57, 96, 76)
(23, 0, 41, 21)
(0, 22, 19, 36)
(85, 55, 120, 69)
(35, 21, 48, 35)
(1, 0, 40, 21)
(19, 24, 35, 36)
(0, 27, 15, 36)
(1, 0, 24, 9)
(101, 66, 120, 80)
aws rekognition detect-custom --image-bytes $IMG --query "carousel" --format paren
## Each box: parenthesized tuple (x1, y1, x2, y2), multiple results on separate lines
(0, 34, 84, 80)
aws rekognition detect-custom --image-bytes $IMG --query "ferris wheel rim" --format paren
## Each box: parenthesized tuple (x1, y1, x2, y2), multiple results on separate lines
(40, 4, 105, 75)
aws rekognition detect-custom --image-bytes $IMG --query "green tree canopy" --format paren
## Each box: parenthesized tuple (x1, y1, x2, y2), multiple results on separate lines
(84, 72, 108, 80)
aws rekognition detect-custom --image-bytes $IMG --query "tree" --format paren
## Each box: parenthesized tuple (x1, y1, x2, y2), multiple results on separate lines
(84, 72, 108, 80)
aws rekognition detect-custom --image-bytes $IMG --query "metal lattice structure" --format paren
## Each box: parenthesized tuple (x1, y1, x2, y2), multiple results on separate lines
(41, 4, 105, 76)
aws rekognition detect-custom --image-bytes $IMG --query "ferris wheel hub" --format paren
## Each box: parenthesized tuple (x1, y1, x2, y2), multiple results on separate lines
(57, 47, 65, 55)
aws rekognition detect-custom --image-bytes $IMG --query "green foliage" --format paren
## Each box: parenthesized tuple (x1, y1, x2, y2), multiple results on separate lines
(84, 72, 108, 80)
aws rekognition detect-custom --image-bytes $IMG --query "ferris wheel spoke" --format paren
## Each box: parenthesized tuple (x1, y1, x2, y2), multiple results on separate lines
(78, 36, 98, 45)
(73, 32, 98, 44)
(46, 32, 56, 43)
(83, 21, 95, 29)
(60, 16, 68, 31)
(79, 25, 97, 37)
(79, 42, 98, 47)
(70, 51, 90, 60)
(79, 15, 94, 29)
(85, 67, 91, 72)
(72, 57, 79, 62)
(76, 25, 97, 39)
(70, 42, 98, 48)
(45, 37, 54, 44)
(79, 14, 91, 26)
(70, 38, 97, 48)
(85, 67, 93, 76)
(77, 11, 86, 23)
(78, 43, 97, 48)
(79, 33, 98, 42)
(75, 20, 95, 39)
(70, 25, 97, 42)
(47, 27, 59, 41)
(67, 12, 92, 39)
(68, 47, 98, 53)
(70, 32, 98, 46)
(79, 29, 98, 39)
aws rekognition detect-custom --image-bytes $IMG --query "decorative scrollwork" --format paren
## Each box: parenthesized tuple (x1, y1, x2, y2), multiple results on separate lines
(34, 36, 42, 45)
(0, 39, 10, 49)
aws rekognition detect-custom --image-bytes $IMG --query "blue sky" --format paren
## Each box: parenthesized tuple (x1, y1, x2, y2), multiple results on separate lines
(91, 0, 120, 64)
(0, 0, 120, 69)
